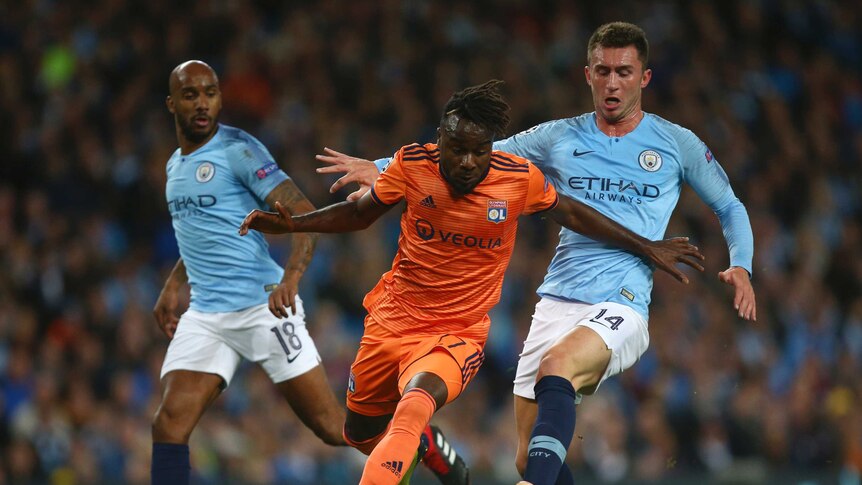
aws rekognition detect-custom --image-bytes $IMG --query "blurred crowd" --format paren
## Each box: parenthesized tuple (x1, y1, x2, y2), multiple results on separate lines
(1, 0, 861, 484)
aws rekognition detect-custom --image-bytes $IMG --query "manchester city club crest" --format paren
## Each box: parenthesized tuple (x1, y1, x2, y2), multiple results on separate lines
(638, 150, 662, 172)
(487, 199, 508, 223)
(196, 161, 216, 183)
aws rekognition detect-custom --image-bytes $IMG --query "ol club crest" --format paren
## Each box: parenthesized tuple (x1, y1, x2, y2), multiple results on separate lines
(487, 199, 507, 223)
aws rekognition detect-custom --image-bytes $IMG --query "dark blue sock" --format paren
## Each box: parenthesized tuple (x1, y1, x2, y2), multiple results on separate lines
(556, 462, 575, 485)
(152, 442, 190, 485)
(523, 375, 577, 485)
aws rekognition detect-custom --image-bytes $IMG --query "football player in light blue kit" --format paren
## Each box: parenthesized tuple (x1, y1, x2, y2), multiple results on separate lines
(150, 60, 345, 485)
(314, 22, 756, 485)
(152, 60, 469, 485)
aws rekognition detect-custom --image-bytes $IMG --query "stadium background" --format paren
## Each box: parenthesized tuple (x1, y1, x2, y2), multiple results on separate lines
(1, 0, 861, 484)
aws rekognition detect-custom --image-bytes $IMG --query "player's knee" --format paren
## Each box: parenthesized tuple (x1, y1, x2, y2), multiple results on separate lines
(537, 345, 605, 392)
(320, 430, 346, 447)
(536, 349, 575, 381)
(152, 403, 193, 443)
(311, 427, 344, 446)
(311, 415, 347, 446)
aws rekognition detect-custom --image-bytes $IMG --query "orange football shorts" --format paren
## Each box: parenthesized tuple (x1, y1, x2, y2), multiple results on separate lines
(345, 315, 486, 416)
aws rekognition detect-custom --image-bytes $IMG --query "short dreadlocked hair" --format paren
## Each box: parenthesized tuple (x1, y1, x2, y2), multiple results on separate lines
(441, 80, 510, 139)
(587, 22, 649, 68)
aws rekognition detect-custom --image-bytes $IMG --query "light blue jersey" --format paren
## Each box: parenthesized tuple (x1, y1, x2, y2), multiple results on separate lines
(165, 124, 289, 312)
(494, 112, 753, 318)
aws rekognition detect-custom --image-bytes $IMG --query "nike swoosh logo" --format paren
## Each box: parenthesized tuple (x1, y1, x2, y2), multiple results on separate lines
(530, 439, 559, 446)
(572, 149, 595, 157)
(287, 352, 303, 363)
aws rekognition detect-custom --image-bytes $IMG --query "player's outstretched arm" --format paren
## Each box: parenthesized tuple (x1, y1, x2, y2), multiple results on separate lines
(315, 147, 379, 201)
(153, 258, 188, 339)
(239, 190, 391, 236)
(549, 195, 705, 283)
(264, 179, 320, 318)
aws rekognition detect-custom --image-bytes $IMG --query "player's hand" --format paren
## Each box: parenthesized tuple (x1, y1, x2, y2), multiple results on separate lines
(315, 147, 378, 202)
(644, 237, 705, 284)
(239, 201, 294, 235)
(153, 286, 181, 339)
(269, 271, 301, 318)
(719, 266, 756, 321)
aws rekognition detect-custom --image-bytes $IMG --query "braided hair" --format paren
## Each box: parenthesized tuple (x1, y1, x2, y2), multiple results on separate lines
(441, 80, 510, 139)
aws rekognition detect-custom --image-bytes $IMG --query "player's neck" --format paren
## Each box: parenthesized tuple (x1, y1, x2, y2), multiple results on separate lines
(596, 109, 644, 138)
(177, 126, 219, 155)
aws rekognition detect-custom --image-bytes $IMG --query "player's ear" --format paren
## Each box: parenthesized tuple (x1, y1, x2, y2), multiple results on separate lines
(436, 127, 441, 144)
(584, 66, 591, 86)
(640, 68, 652, 88)
(166, 96, 175, 114)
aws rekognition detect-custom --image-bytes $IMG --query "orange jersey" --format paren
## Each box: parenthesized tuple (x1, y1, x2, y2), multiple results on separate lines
(365, 143, 559, 341)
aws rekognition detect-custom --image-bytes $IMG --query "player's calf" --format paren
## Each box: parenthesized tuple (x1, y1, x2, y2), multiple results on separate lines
(522, 376, 577, 485)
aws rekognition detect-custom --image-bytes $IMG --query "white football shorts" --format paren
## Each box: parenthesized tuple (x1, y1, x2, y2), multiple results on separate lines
(513, 297, 649, 400)
(160, 298, 321, 387)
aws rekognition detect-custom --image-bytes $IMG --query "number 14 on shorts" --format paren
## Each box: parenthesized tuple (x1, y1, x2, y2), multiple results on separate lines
(589, 308, 624, 330)
(271, 322, 303, 363)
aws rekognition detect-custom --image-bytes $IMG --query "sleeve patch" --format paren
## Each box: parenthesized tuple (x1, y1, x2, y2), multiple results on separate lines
(256, 162, 279, 179)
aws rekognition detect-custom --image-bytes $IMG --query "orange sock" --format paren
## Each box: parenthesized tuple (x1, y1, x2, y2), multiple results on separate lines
(359, 389, 437, 485)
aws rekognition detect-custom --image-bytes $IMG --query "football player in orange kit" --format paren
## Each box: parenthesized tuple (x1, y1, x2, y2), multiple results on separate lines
(239, 80, 703, 485)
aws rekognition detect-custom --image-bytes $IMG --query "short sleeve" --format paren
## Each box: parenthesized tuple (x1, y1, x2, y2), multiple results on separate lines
(369, 149, 407, 206)
(227, 136, 289, 203)
(523, 162, 559, 214)
(493, 120, 564, 172)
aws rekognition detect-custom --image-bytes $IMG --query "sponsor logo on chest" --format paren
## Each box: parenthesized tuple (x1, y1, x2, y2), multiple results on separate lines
(414, 218, 502, 249)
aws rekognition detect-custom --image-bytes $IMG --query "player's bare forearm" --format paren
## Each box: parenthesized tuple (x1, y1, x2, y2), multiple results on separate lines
(241, 191, 390, 236)
(283, 232, 316, 279)
(549, 195, 705, 283)
(291, 197, 385, 233)
(155, 258, 186, 338)
(164, 258, 189, 289)
(549, 196, 648, 254)
(265, 179, 320, 276)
